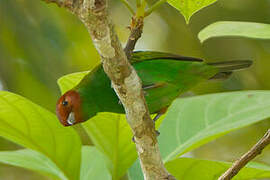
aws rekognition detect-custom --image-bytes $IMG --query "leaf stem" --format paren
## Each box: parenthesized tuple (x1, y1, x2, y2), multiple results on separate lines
(144, 0, 166, 17)
(136, 0, 141, 8)
(120, 0, 136, 15)
(136, 0, 146, 18)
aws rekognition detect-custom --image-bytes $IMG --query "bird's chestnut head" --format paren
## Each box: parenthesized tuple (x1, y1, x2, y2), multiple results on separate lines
(56, 90, 84, 126)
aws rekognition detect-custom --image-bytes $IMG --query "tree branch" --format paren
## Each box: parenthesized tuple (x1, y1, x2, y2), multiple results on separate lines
(219, 129, 270, 180)
(124, 17, 144, 59)
(42, 0, 175, 179)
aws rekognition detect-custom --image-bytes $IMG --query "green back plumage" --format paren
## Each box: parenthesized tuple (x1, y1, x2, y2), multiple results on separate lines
(73, 51, 251, 119)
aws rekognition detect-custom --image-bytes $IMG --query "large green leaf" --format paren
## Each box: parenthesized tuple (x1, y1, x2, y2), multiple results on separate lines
(0, 149, 67, 180)
(80, 146, 111, 180)
(0, 146, 112, 180)
(0, 91, 81, 180)
(83, 113, 137, 179)
(127, 159, 144, 180)
(198, 21, 270, 43)
(58, 71, 137, 179)
(166, 158, 270, 179)
(159, 91, 270, 162)
(167, 0, 217, 23)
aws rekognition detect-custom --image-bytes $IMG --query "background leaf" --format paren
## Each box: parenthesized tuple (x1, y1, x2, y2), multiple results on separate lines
(0, 149, 67, 180)
(198, 21, 270, 43)
(158, 91, 270, 162)
(58, 72, 137, 179)
(0, 91, 82, 180)
(167, 0, 217, 23)
(127, 160, 144, 180)
(80, 146, 111, 180)
(83, 113, 136, 179)
(165, 158, 270, 179)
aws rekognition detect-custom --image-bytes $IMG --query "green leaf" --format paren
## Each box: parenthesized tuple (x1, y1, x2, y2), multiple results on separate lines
(127, 159, 144, 180)
(0, 149, 67, 180)
(159, 91, 270, 162)
(0, 91, 81, 180)
(58, 72, 137, 179)
(83, 113, 137, 179)
(80, 146, 111, 180)
(57, 71, 89, 93)
(165, 158, 270, 179)
(167, 0, 217, 23)
(198, 21, 270, 43)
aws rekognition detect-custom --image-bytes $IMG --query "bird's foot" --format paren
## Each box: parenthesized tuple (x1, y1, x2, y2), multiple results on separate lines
(153, 106, 168, 122)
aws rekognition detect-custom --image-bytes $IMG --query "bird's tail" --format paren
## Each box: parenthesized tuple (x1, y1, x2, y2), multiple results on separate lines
(208, 60, 253, 80)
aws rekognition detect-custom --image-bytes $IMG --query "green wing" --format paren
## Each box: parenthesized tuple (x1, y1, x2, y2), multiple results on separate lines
(133, 59, 218, 113)
(131, 52, 251, 113)
(131, 51, 209, 113)
(131, 51, 203, 63)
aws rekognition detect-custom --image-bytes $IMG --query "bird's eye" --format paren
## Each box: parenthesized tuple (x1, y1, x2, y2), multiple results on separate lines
(62, 100, 68, 106)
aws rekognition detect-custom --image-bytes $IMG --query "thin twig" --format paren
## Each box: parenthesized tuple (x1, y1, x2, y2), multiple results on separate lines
(144, 0, 166, 17)
(219, 129, 270, 180)
(41, 0, 175, 179)
(120, 0, 135, 15)
(124, 17, 144, 59)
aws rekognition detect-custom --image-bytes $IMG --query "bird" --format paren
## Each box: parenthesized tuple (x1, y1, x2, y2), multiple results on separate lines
(56, 51, 252, 126)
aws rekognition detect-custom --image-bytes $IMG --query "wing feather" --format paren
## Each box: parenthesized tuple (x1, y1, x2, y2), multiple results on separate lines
(131, 51, 203, 63)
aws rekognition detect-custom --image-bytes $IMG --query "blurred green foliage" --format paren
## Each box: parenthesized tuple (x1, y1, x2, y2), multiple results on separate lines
(1, 0, 270, 179)
(0, 0, 99, 112)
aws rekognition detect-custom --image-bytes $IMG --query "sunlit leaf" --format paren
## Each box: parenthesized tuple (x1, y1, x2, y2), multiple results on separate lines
(80, 146, 111, 180)
(0, 91, 81, 180)
(167, 0, 217, 23)
(57, 71, 89, 93)
(198, 21, 270, 43)
(166, 158, 270, 179)
(83, 113, 137, 179)
(0, 149, 67, 180)
(159, 91, 270, 162)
